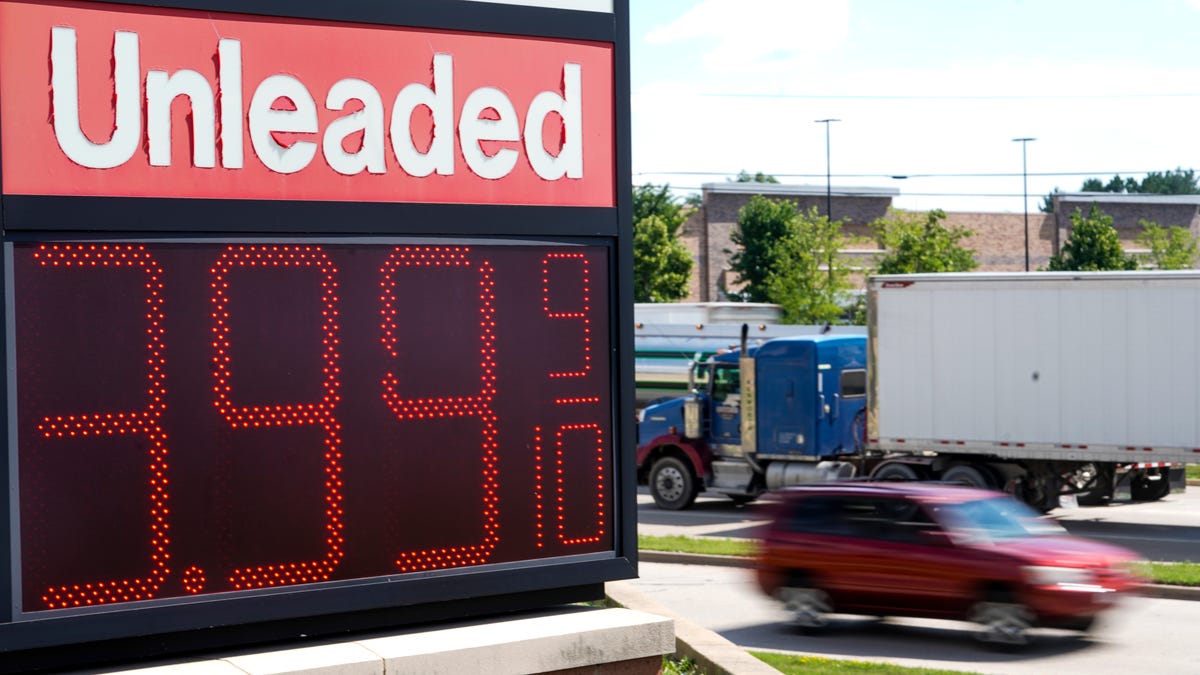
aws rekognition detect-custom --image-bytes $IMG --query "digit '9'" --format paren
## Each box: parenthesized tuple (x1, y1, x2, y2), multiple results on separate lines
(379, 246, 500, 572)
(210, 245, 345, 590)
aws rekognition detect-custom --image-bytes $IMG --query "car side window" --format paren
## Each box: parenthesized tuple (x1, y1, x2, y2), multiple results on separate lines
(781, 496, 850, 536)
(838, 496, 937, 544)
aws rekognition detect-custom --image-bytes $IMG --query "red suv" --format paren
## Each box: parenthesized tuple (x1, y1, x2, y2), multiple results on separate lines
(755, 482, 1144, 646)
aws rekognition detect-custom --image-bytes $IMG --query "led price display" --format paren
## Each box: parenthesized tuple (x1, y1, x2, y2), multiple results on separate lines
(12, 240, 612, 614)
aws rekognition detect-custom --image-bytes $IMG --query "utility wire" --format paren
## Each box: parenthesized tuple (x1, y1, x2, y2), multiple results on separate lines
(698, 92, 1200, 101)
(634, 170, 1166, 180)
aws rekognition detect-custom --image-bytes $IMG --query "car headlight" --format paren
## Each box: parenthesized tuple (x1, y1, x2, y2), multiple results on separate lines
(1022, 565, 1095, 587)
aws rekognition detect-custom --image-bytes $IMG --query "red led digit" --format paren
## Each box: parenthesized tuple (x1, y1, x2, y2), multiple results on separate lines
(32, 244, 172, 609)
(533, 423, 606, 547)
(542, 253, 590, 378)
(379, 247, 499, 571)
(210, 245, 344, 590)
(533, 251, 607, 549)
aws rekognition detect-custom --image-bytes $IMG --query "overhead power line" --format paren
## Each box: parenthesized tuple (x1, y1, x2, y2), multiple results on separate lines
(698, 92, 1200, 101)
(634, 170, 1167, 180)
(637, 185, 1044, 199)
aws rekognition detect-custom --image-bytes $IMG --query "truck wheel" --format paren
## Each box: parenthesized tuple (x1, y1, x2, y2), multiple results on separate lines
(1131, 470, 1171, 502)
(942, 464, 995, 490)
(650, 456, 698, 510)
(1071, 463, 1113, 506)
(873, 462, 920, 482)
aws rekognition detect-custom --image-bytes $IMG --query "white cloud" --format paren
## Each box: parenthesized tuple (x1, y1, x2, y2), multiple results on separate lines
(645, 0, 849, 75)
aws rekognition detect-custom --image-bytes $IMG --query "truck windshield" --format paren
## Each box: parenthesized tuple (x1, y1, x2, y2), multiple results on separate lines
(932, 496, 1065, 543)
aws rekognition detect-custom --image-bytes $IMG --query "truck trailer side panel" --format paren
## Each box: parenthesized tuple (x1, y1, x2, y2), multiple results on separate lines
(870, 272, 1200, 463)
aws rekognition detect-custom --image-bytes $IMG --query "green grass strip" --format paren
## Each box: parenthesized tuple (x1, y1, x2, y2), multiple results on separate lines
(751, 651, 981, 675)
(1132, 561, 1200, 586)
(638, 534, 754, 557)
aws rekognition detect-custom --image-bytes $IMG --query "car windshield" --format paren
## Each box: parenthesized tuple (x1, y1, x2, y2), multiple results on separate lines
(932, 496, 1066, 543)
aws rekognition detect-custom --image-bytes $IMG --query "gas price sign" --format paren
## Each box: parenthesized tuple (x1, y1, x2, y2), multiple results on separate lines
(0, 0, 633, 662)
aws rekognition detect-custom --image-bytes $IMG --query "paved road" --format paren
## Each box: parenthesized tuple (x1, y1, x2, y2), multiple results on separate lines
(637, 487, 1200, 563)
(626, 561, 1198, 675)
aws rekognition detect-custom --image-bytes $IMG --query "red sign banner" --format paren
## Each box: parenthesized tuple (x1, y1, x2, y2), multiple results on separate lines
(0, 0, 616, 206)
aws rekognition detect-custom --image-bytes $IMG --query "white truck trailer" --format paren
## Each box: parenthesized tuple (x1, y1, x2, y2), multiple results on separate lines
(868, 271, 1195, 508)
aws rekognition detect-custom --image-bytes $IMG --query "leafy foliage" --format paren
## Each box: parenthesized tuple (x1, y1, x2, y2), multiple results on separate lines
(1047, 205, 1137, 271)
(728, 198, 856, 323)
(631, 184, 693, 302)
(870, 209, 978, 274)
(633, 214, 692, 302)
(728, 195, 798, 302)
(1140, 169, 1200, 194)
(660, 656, 700, 675)
(1039, 187, 1060, 213)
(732, 170, 779, 183)
(633, 183, 688, 236)
(1136, 219, 1199, 269)
(764, 207, 854, 325)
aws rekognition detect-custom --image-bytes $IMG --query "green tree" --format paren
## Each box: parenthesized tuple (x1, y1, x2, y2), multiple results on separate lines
(1047, 205, 1137, 271)
(631, 184, 693, 302)
(871, 209, 978, 274)
(1040, 187, 1060, 213)
(1139, 169, 1200, 194)
(732, 170, 779, 184)
(633, 214, 692, 302)
(1136, 219, 1199, 269)
(633, 183, 688, 236)
(728, 195, 798, 302)
(763, 207, 853, 325)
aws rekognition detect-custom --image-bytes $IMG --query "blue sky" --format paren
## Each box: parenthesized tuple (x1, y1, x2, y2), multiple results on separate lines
(629, 0, 1200, 212)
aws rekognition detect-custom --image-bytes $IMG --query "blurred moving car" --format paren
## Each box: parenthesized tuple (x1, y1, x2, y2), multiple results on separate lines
(755, 482, 1144, 646)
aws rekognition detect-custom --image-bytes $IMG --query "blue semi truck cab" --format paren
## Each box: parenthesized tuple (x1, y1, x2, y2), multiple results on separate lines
(636, 333, 869, 510)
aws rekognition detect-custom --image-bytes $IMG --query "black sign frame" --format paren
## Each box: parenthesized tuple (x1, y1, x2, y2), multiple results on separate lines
(0, 0, 635, 668)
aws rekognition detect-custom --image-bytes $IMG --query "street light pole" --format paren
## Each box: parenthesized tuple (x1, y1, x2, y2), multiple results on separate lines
(1013, 137, 1036, 271)
(816, 119, 840, 219)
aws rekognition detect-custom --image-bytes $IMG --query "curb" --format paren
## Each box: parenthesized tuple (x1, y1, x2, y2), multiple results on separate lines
(638, 550, 1200, 602)
(605, 580, 782, 675)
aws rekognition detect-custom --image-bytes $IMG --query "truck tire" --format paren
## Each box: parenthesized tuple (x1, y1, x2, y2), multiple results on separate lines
(872, 462, 920, 482)
(1071, 463, 1113, 506)
(942, 464, 995, 490)
(649, 456, 698, 510)
(1131, 470, 1171, 502)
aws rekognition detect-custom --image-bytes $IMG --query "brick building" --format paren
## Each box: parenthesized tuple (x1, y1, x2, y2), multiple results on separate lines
(678, 182, 1200, 302)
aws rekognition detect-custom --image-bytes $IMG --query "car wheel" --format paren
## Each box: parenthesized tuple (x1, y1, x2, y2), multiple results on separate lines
(942, 464, 995, 489)
(649, 456, 697, 510)
(872, 462, 919, 482)
(970, 599, 1033, 647)
(775, 585, 831, 630)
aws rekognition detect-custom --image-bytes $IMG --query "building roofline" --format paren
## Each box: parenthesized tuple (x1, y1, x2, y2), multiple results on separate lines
(1055, 192, 1200, 206)
(701, 182, 900, 198)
